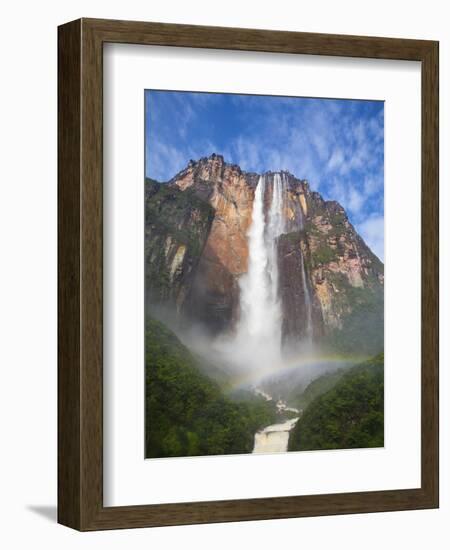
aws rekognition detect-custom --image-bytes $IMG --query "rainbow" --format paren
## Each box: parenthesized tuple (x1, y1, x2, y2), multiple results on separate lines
(224, 352, 370, 391)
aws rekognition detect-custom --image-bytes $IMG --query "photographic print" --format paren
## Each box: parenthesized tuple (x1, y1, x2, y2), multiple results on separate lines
(144, 90, 384, 459)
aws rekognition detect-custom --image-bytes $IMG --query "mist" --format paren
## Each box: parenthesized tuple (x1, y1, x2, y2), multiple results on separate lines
(147, 172, 354, 400)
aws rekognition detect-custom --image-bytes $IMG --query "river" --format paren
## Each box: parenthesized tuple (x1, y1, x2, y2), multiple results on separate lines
(252, 416, 299, 454)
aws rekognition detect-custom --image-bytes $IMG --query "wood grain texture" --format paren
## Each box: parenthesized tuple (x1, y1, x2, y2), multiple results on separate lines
(420, 41, 439, 505)
(57, 19, 82, 530)
(58, 18, 439, 531)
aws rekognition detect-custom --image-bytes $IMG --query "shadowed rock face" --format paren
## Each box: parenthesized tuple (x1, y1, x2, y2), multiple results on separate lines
(144, 178, 215, 315)
(278, 233, 325, 345)
(145, 154, 384, 353)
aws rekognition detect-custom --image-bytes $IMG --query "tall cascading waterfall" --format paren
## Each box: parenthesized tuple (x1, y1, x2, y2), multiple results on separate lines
(234, 173, 287, 372)
(233, 171, 314, 374)
(267, 173, 287, 306)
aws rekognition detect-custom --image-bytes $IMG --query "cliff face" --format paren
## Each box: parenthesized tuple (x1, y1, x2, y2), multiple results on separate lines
(145, 154, 384, 354)
(144, 178, 214, 313)
(305, 193, 384, 353)
(169, 155, 258, 333)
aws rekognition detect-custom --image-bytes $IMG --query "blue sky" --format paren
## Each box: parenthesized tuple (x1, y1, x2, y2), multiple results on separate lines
(145, 90, 384, 260)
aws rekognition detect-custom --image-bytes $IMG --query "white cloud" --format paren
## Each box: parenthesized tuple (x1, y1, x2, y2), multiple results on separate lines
(311, 133, 329, 161)
(368, 112, 384, 142)
(348, 186, 364, 215)
(363, 174, 383, 196)
(147, 141, 187, 181)
(232, 136, 262, 171)
(326, 179, 367, 218)
(327, 178, 347, 208)
(146, 92, 384, 244)
(327, 149, 345, 172)
(357, 215, 384, 261)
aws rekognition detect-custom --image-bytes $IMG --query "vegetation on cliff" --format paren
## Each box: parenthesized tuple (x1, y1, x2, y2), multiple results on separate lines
(145, 178, 214, 305)
(288, 368, 348, 411)
(320, 268, 383, 355)
(145, 318, 278, 458)
(298, 191, 384, 354)
(288, 354, 384, 451)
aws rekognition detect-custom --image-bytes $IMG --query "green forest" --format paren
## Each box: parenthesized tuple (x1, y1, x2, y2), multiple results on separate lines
(288, 354, 384, 451)
(145, 318, 384, 458)
(145, 318, 278, 458)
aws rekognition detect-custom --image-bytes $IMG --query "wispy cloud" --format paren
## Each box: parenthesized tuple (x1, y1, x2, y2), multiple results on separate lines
(357, 215, 385, 261)
(327, 149, 345, 172)
(145, 90, 384, 255)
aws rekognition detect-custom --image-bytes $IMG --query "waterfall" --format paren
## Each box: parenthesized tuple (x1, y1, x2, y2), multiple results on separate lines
(267, 173, 287, 304)
(298, 195, 313, 345)
(233, 172, 313, 373)
(300, 252, 313, 344)
(235, 174, 285, 371)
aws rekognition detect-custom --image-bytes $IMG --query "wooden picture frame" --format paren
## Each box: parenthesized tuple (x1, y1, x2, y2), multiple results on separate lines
(58, 18, 439, 531)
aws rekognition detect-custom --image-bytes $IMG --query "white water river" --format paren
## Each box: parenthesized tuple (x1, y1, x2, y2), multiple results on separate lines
(253, 417, 299, 454)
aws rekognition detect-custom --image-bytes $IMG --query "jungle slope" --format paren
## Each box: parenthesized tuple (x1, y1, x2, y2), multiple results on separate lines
(288, 354, 384, 452)
(145, 318, 278, 458)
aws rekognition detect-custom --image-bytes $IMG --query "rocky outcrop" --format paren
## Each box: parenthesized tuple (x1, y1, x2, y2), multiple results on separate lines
(170, 154, 258, 333)
(144, 178, 214, 313)
(304, 193, 384, 353)
(145, 154, 384, 353)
